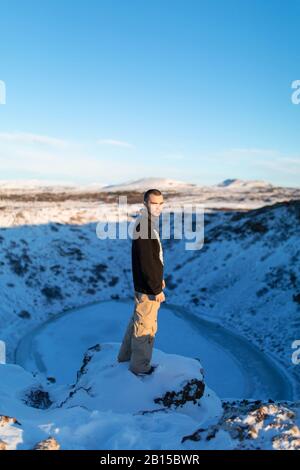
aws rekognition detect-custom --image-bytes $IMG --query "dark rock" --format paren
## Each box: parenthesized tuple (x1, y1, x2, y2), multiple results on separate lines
(18, 310, 31, 319)
(154, 378, 205, 408)
(23, 387, 52, 409)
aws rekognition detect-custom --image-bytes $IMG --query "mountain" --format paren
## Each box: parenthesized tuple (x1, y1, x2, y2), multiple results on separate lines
(0, 179, 104, 193)
(217, 178, 274, 189)
(101, 177, 198, 192)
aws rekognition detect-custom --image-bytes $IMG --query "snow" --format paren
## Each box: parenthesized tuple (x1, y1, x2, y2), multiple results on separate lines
(0, 344, 222, 450)
(217, 178, 274, 189)
(0, 180, 299, 449)
(1, 342, 299, 450)
(0, 179, 105, 195)
(101, 177, 197, 192)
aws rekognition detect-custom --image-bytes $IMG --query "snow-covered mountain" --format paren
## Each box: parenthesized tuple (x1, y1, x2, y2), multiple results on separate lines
(0, 177, 295, 195)
(101, 177, 197, 192)
(217, 178, 274, 189)
(0, 177, 196, 194)
(1, 178, 300, 229)
(0, 179, 104, 193)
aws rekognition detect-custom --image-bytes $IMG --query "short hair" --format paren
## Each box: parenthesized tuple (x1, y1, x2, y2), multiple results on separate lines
(143, 188, 162, 203)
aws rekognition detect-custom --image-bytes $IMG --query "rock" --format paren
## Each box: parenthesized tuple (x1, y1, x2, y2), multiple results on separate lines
(23, 387, 52, 409)
(181, 399, 300, 449)
(247, 425, 259, 439)
(47, 376, 56, 384)
(154, 378, 205, 408)
(18, 310, 31, 319)
(0, 440, 7, 450)
(0, 415, 21, 426)
(290, 425, 300, 437)
(76, 344, 101, 382)
(34, 437, 60, 450)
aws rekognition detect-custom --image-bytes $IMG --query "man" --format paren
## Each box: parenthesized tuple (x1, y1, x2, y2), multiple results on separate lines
(117, 189, 165, 376)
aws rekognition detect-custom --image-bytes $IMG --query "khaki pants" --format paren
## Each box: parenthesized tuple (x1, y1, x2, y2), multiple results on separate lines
(117, 291, 161, 374)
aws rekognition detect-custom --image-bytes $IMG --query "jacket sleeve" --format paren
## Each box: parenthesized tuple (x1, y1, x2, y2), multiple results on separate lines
(136, 237, 163, 295)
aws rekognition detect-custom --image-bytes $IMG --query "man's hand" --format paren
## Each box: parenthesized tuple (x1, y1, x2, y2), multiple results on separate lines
(162, 279, 166, 289)
(155, 291, 165, 303)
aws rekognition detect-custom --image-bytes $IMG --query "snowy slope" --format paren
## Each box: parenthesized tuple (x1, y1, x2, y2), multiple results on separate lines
(0, 197, 299, 389)
(101, 177, 197, 192)
(0, 179, 104, 193)
(0, 178, 300, 229)
(0, 344, 222, 450)
(166, 199, 300, 394)
(217, 178, 274, 189)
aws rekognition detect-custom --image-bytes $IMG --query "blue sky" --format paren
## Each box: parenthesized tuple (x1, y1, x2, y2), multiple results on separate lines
(0, 0, 300, 187)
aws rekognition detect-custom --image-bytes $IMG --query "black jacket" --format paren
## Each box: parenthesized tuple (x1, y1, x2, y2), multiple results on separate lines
(131, 211, 164, 295)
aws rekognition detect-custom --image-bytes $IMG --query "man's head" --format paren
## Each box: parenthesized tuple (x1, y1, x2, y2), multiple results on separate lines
(143, 189, 164, 217)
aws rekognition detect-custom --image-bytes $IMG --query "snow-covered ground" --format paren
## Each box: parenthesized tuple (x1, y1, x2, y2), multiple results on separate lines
(0, 176, 300, 228)
(0, 177, 299, 449)
(1, 344, 222, 450)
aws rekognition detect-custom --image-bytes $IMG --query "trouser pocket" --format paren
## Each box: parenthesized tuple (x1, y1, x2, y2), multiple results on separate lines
(133, 294, 159, 338)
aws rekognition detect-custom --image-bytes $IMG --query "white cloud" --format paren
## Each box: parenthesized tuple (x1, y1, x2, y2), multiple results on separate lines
(1, 133, 299, 185)
(0, 131, 69, 148)
(0, 131, 137, 183)
(96, 139, 134, 149)
(255, 157, 300, 174)
(161, 153, 185, 160)
(217, 148, 281, 158)
(212, 147, 300, 174)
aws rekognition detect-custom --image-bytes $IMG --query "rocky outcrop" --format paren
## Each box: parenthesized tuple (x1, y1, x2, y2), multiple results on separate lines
(57, 343, 210, 421)
(0, 415, 21, 427)
(0, 440, 8, 450)
(23, 386, 52, 409)
(182, 399, 300, 450)
(154, 378, 205, 408)
(76, 343, 101, 381)
(34, 437, 60, 450)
